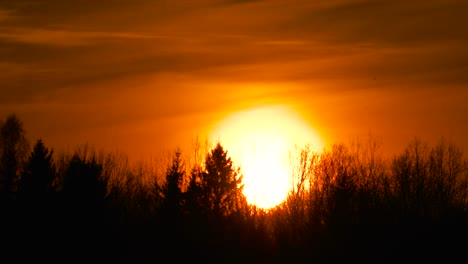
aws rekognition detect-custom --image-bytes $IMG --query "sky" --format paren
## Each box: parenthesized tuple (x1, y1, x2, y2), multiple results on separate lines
(1, 0, 467, 162)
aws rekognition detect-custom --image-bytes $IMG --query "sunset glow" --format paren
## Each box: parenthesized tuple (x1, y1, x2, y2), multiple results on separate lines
(210, 104, 323, 209)
(2, 1, 468, 262)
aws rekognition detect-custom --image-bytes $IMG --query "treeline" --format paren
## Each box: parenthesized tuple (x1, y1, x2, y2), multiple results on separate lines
(1, 113, 467, 263)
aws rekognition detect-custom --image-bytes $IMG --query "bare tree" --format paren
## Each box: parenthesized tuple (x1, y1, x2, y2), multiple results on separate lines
(0, 114, 30, 199)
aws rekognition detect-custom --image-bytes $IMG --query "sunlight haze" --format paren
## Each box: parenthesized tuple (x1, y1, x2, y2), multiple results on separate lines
(210, 104, 324, 209)
(0, 0, 466, 168)
(2, 1, 468, 262)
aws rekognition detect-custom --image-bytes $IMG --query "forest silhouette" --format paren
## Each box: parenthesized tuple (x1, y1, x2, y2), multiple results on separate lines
(1, 113, 467, 263)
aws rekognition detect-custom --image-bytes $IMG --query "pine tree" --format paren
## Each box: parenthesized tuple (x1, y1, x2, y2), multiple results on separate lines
(161, 148, 185, 219)
(20, 139, 55, 197)
(187, 142, 244, 218)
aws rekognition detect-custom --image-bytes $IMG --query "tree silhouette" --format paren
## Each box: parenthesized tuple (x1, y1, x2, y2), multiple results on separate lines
(161, 148, 185, 220)
(0, 114, 29, 199)
(59, 148, 121, 261)
(20, 139, 56, 199)
(188, 142, 244, 218)
(1, 113, 467, 263)
(63, 152, 106, 208)
(181, 142, 247, 259)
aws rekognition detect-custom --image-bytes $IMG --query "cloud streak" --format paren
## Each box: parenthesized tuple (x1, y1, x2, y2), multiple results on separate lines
(0, 27, 170, 47)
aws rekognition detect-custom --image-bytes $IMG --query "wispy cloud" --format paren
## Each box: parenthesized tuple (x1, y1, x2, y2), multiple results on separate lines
(0, 27, 169, 47)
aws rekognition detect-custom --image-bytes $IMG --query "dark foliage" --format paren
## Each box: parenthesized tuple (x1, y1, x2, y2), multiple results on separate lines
(1, 114, 467, 263)
(19, 139, 55, 197)
(0, 114, 29, 199)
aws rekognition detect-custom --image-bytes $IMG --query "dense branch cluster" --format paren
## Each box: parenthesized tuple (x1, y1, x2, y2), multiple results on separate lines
(1, 113, 467, 263)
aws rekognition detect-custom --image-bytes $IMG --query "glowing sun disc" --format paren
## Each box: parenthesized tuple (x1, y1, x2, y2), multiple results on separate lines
(210, 104, 323, 209)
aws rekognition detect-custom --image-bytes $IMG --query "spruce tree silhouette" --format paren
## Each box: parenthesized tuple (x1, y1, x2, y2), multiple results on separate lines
(17, 139, 57, 248)
(199, 142, 243, 218)
(20, 139, 55, 199)
(184, 142, 245, 260)
(159, 148, 186, 254)
(161, 148, 185, 220)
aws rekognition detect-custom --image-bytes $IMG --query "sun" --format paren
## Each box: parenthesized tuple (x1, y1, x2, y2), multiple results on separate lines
(209, 104, 324, 210)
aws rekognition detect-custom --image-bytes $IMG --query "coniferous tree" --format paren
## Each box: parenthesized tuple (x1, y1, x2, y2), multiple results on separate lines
(188, 142, 244, 218)
(20, 139, 55, 198)
(185, 163, 204, 219)
(182, 142, 246, 258)
(161, 148, 185, 220)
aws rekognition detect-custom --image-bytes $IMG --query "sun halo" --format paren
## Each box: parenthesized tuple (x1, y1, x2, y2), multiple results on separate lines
(209, 104, 324, 210)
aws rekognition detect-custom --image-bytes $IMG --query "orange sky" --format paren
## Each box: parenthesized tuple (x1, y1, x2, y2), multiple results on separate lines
(1, 0, 467, 162)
